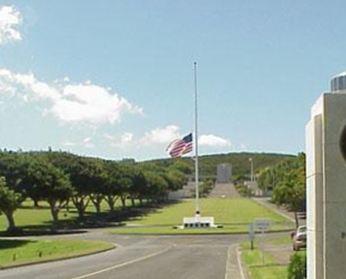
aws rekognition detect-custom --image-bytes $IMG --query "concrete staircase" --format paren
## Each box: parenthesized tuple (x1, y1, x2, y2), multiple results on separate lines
(208, 183, 240, 198)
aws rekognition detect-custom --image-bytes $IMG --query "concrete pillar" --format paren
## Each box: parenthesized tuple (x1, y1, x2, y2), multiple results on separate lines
(307, 73, 346, 279)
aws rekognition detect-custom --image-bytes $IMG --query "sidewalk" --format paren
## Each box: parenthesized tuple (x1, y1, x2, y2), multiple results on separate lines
(225, 244, 247, 279)
(251, 197, 296, 224)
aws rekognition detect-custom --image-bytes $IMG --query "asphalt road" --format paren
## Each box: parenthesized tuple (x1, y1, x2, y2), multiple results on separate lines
(0, 232, 247, 279)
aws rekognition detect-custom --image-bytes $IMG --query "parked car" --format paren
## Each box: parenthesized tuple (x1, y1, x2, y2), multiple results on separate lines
(291, 225, 306, 251)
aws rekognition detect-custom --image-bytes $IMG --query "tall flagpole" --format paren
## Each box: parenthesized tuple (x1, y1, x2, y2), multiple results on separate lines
(194, 62, 200, 215)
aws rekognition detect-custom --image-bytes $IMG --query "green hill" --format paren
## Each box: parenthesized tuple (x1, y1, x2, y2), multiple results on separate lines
(141, 152, 295, 180)
(5, 150, 294, 180)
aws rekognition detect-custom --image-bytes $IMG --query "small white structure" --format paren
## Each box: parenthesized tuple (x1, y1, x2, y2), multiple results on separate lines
(245, 181, 262, 196)
(182, 215, 217, 228)
(306, 72, 346, 279)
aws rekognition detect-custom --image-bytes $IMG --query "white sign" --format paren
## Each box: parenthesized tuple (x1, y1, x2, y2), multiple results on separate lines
(254, 219, 271, 232)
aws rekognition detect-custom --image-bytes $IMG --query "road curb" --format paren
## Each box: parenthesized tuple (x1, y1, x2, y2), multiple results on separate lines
(0, 243, 116, 270)
(236, 246, 248, 279)
(111, 228, 294, 236)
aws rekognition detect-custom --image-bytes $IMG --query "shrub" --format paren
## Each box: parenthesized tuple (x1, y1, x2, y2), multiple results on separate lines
(234, 184, 252, 197)
(287, 252, 306, 279)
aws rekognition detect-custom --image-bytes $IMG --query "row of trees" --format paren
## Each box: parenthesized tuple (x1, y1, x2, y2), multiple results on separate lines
(144, 153, 294, 180)
(257, 153, 306, 226)
(0, 151, 191, 233)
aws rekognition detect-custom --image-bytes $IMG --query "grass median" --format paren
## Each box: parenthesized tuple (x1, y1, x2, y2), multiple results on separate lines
(0, 239, 114, 268)
(111, 198, 294, 235)
(240, 235, 305, 279)
(241, 241, 288, 279)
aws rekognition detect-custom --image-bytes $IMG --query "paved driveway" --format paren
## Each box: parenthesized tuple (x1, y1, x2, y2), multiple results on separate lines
(0, 232, 247, 279)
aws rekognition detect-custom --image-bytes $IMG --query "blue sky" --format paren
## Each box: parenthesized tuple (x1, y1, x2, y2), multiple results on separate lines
(0, 0, 345, 160)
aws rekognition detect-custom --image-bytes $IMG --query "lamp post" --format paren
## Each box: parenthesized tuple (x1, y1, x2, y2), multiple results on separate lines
(249, 158, 254, 182)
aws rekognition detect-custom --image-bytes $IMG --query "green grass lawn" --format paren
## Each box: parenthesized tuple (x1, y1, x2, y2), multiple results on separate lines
(240, 235, 305, 279)
(0, 197, 294, 235)
(0, 199, 133, 232)
(241, 242, 288, 279)
(0, 202, 74, 232)
(264, 235, 293, 246)
(112, 198, 294, 234)
(0, 239, 114, 268)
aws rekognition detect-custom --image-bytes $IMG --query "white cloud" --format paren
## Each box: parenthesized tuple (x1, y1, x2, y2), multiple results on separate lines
(199, 134, 231, 147)
(82, 137, 94, 148)
(104, 132, 134, 148)
(121, 132, 133, 144)
(0, 6, 22, 45)
(140, 125, 181, 145)
(0, 68, 143, 125)
(239, 143, 247, 150)
(62, 140, 76, 147)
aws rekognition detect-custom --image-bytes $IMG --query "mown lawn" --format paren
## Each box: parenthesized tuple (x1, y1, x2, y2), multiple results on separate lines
(240, 235, 306, 279)
(241, 241, 288, 279)
(112, 198, 294, 234)
(0, 198, 294, 235)
(0, 239, 114, 268)
(0, 199, 136, 232)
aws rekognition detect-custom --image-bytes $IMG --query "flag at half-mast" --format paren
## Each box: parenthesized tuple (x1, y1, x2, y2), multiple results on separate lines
(166, 133, 193, 158)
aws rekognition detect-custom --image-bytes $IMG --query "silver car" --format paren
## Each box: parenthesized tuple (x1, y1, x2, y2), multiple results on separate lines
(292, 225, 307, 251)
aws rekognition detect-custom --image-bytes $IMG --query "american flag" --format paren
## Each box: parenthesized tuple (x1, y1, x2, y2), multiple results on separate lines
(166, 133, 193, 158)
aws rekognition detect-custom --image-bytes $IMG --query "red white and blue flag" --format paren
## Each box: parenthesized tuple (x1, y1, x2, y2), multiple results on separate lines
(166, 133, 193, 158)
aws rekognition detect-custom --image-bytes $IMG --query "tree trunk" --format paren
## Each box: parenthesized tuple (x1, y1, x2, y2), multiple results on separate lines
(4, 211, 16, 233)
(90, 194, 103, 214)
(49, 201, 59, 224)
(33, 199, 39, 208)
(94, 202, 101, 214)
(105, 195, 115, 211)
(72, 196, 88, 219)
(131, 198, 135, 207)
(120, 196, 126, 209)
(139, 198, 143, 206)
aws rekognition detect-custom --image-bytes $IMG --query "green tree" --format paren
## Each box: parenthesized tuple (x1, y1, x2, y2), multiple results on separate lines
(257, 153, 306, 227)
(22, 159, 72, 224)
(0, 177, 24, 233)
(65, 158, 93, 219)
(144, 172, 168, 203)
(86, 159, 107, 214)
(118, 173, 132, 208)
(128, 167, 146, 207)
(288, 252, 306, 279)
(103, 161, 121, 211)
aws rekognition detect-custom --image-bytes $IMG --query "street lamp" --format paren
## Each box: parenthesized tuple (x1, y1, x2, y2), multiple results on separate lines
(249, 158, 254, 182)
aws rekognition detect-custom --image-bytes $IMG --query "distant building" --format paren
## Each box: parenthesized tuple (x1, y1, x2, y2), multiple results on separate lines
(244, 181, 262, 196)
(216, 163, 232, 183)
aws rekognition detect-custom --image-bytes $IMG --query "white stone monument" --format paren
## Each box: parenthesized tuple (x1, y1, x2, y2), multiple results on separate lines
(306, 72, 346, 279)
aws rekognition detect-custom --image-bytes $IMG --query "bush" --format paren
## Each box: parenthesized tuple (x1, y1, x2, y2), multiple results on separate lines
(234, 184, 252, 197)
(191, 178, 215, 197)
(288, 252, 306, 279)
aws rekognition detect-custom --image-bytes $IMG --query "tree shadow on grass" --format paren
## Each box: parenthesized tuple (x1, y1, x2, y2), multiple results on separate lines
(0, 200, 182, 237)
(0, 239, 34, 249)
